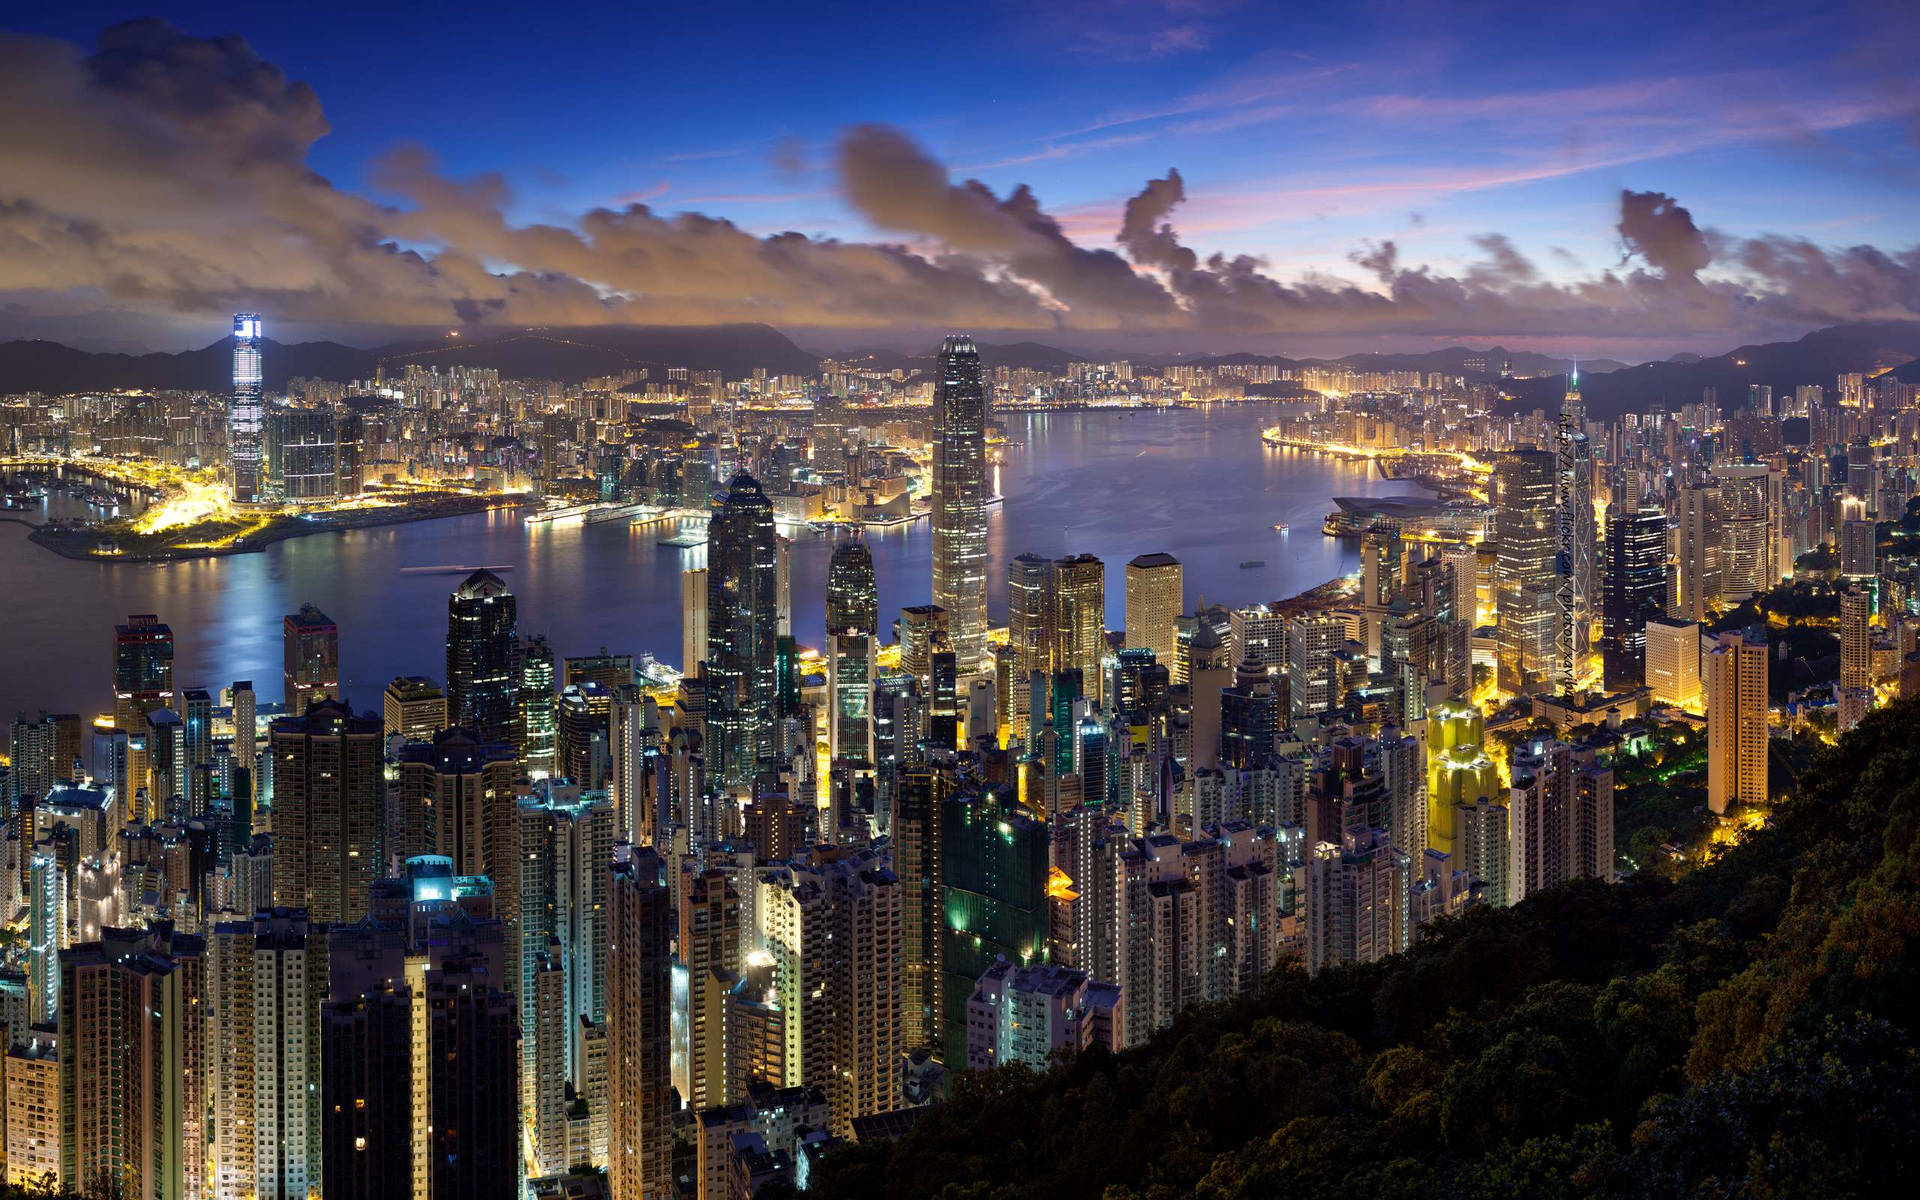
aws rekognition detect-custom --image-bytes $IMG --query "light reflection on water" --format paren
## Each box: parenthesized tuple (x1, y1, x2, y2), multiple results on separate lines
(0, 404, 1424, 716)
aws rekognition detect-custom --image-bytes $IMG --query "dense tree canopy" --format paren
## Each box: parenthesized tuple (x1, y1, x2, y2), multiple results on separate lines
(800, 697, 1920, 1199)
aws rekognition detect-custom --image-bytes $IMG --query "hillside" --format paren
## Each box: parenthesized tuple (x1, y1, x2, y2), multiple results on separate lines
(800, 699, 1920, 1199)
(1506, 320, 1920, 418)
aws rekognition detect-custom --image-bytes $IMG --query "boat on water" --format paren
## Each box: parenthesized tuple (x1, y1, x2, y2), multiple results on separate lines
(1239, 560, 1265, 569)
(1273, 522, 1290, 533)
(659, 531, 708, 548)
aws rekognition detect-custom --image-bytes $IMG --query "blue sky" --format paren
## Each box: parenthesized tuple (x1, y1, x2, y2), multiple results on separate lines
(4, 0, 1917, 355)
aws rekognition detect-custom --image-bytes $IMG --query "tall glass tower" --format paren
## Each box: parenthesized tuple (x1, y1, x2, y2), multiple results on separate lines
(445, 570, 519, 745)
(706, 473, 778, 787)
(1553, 369, 1594, 692)
(931, 336, 988, 676)
(827, 540, 878, 763)
(231, 313, 264, 504)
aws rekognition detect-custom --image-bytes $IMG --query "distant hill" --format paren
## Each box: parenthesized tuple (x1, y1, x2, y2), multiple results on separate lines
(1504, 320, 1920, 417)
(0, 323, 819, 393)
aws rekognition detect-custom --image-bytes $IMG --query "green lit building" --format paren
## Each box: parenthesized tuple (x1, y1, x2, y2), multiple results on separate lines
(941, 785, 1049, 1065)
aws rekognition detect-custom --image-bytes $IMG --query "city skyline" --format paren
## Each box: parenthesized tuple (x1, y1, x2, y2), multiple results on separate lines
(0, 4, 1917, 357)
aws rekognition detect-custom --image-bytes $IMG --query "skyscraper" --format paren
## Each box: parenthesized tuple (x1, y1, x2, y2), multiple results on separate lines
(826, 541, 877, 765)
(1705, 629, 1768, 815)
(1601, 504, 1667, 691)
(518, 634, 558, 776)
(1554, 372, 1595, 689)
(931, 336, 988, 675)
(283, 603, 340, 712)
(707, 473, 779, 788)
(608, 848, 674, 1200)
(940, 787, 1048, 1065)
(1494, 449, 1558, 694)
(1051, 554, 1107, 705)
(1840, 587, 1872, 692)
(382, 675, 447, 744)
(1006, 553, 1053, 740)
(681, 566, 709, 674)
(231, 313, 264, 504)
(1673, 483, 1722, 622)
(446, 570, 519, 746)
(1124, 553, 1183, 666)
(269, 698, 382, 924)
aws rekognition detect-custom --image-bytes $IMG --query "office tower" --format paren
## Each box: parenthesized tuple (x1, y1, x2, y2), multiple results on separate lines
(1508, 740, 1615, 901)
(608, 847, 675, 1200)
(207, 908, 325, 1200)
(1188, 621, 1232, 773)
(1441, 543, 1480, 628)
(1645, 618, 1703, 708)
(931, 335, 989, 675)
(282, 603, 339, 712)
(446, 570, 519, 745)
(1287, 612, 1347, 718)
(1841, 588, 1872, 692)
(383, 675, 446, 744)
(1359, 527, 1403, 661)
(519, 634, 558, 776)
(826, 541, 877, 764)
(112, 613, 174, 754)
(1305, 828, 1411, 973)
(232, 680, 257, 804)
(144, 706, 184, 822)
(940, 787, 1047, 1065)
(682, 868, 743, 1111)
(1602, 504, 1668, 691)
(59, 923, 206, 1200)
(891, 767, 948, 1051)
(264, 407, 339, 502)
(564, 648, 634, 693)
(682, 566, 709, 674)
(269, 698, 382, 924)
(1494, 449, 1559, 694)
(231, 313, 264, 503)
(1124, 553, 1183, 666)
(1052, 554, 1108, 705)
(1006, 554, 1052, 739)
(1554, 371, 1596, 688)
(1673, 483, 1722, 621)
(6, 712, 67, 810)
(558, 681, 614, 788)
(707, 473, 779, 789)
(812, 387, 847, 477)
(756, 842, 903, 1136)
(965, 959, 1124, 1071)
(5, 1027, 59, 1189)
(1705, 629, 1769, 815)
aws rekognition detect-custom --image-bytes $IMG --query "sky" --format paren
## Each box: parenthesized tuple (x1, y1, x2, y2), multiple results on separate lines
(1, 0, 1917, 359)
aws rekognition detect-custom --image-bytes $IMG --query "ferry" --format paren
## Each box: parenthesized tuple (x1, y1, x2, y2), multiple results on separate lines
(1272, 522, 1289, 533)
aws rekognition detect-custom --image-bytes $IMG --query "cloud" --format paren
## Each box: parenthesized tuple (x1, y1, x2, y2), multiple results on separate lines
(0, 20, 1918, 351)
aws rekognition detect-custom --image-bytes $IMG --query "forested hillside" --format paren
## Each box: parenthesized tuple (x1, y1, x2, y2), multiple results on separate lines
(802, 698, 1920, 1199)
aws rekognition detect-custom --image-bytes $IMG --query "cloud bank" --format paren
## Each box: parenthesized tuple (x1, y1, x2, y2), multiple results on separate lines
(2, 20, 1918, 351)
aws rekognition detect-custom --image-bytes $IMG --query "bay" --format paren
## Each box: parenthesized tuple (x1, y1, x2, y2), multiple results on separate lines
(0, 403, 1424, 719)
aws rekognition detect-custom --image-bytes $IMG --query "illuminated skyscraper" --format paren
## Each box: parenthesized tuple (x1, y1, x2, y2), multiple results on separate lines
(518, 635, 558, 775)
(1494, 449, 1558, 694)
(826, 541, 877, 764)
(1672, 483, 1722, 621)
(382, 675, 446, 745)
(940, 787, 1048, 1065)
(446, 570, 519, 746)
(682, 566, 709, 674)
(1554, 372, 1595, 688)
(1124, 553, 1183, 666)
(1601, 504, 1667, 691)
(1705, 629, 1768, 815)
(608, 848, 675, 1200)
(283, 603, 339, 712)
(707, 473, 779, 788)
(1006, 554, 1052, 739)
(1051, 554, 1107, 705)
(931, 336, 988, 675)
(270, 698, 382, 924)
(231, 313, 264, 504)
(1840, 587, 1872, 692)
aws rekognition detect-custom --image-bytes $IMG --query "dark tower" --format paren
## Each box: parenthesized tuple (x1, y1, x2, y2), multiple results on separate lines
(445, 570, 518, 746)
(706, 474, 778, 788)
(1602, 503, 1669, 691)
(931, 336, 988, 675)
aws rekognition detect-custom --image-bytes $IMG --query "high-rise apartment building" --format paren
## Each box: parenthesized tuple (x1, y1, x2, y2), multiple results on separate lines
(1507, 740, 1614, 902)
(207, 908, 325, 1200)
(1305, 828, 1410, 973)
(931, 336, 988, 675)
(707, 473, 779, 789)
(1124, 553, 1183, 666)
(269, 698, 382, 924)
(608, 848, 675, 1200)
(1841, 587, 1873, 692)
(1705, 629, 1769, 814)
(1645, 618, 1703, 709)
(283, 603, 339, 712)
(446, 570, 519, 745)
